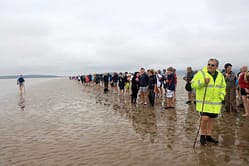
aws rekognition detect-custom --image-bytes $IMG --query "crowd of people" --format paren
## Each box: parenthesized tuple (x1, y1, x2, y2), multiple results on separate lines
(70, 67, 178, 109)
(69, 58, 249, 146)
(69, 60, 249, 117)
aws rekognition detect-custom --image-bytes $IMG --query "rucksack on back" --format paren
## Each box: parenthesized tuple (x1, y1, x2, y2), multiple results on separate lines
(18, 77, 24, 83)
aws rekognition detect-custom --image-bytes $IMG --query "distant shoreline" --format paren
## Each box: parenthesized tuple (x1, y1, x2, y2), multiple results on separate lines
(0, 75, 62, 79)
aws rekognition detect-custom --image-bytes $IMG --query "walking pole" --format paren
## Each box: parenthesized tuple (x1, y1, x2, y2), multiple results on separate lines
(193, 84, 208, 149)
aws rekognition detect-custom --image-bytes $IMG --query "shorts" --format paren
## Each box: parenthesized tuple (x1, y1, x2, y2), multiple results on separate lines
(19, 82, 24, 87)
(166, 89, 174, 98)
(113, 82, 117, 87)
(240, 88, 248, 96)
(157, 83, 162, 88)
(125, 83, 130, 89)
(200, 112, 218, 118)
(139, 86, 147, 93)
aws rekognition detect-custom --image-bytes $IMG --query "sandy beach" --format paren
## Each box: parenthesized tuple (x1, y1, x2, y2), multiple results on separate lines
(0, 78, 248, 166)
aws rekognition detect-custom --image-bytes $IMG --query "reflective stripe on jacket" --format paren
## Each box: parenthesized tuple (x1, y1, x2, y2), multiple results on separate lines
(191, 67, 226, 114)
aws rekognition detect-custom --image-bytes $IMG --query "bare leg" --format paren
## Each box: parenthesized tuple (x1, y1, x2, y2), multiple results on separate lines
(188, 93, 192, 101)
(144, 91, 148, 104)
(246, 98, 249, 115)
(200, 116, 208, 135)
(207, 118, 213, 135)
(169, 98, 173, 107)
(19, 86, 22, 94)
(19, 85, 24, 94)
(200, 116, 208, 145)
(141, 92, 144, 103)
(206, 118, 219, 143)
(242, 96, 249, 116)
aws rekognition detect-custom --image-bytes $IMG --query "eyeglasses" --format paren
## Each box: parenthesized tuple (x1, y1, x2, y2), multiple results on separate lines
(208, 63, 216, 67)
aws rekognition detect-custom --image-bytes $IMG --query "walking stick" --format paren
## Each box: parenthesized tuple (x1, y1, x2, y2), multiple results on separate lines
(193, 84, 208, 149)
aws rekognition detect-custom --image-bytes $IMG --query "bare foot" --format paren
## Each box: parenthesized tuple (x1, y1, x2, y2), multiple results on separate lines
(242, 114, 248, 117)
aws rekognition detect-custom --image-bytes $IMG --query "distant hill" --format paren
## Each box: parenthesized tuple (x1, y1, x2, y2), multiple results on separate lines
(0, 75, 61, 79)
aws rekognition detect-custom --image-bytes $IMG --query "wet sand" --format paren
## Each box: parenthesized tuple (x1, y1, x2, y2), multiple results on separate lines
(0, 78, 248, 166)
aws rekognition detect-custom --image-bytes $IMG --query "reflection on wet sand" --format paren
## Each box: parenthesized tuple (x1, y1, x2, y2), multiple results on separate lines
(130, 107, 157, 143)
(18, 93, 25, 110)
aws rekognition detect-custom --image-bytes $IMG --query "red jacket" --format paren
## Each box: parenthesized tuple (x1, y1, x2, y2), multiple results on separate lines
(238, 73, 249, 89)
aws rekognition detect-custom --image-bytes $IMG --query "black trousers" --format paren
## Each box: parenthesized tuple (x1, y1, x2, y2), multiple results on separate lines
(131, 88, 139, 103)
(148, 89, 155, 106)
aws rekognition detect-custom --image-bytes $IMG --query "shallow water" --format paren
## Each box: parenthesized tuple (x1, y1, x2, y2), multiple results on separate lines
(0, 78, 248, 166)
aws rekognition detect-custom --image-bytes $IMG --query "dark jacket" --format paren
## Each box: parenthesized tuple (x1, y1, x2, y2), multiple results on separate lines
(139, 73, 149, 87)
(149, 75, 157, 90)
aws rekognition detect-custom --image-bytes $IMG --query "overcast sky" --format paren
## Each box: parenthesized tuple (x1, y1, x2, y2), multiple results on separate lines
(0, 0, 249, 75)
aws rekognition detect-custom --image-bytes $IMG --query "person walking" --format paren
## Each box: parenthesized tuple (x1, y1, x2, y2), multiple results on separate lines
(118, 72, 125, 95)
(111, 72, 119, 93)
(238, 66, 249, 117)
(165, 67, 176, 109)
(148, 70, 157, 106)
(183, 67, 195, 104)
(17, 74, 25, 94)
(131, 72, 140, 104)
(191, 58, 226, 145)
(139, 68, 149, 105)
(103, 73, 109, 93)
(222, 63, 237, 112)
(156, 70, 163, 97)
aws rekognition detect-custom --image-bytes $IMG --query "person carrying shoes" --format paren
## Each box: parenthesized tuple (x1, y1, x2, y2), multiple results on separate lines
(191, 58, 226, 145)
(183, 67, 195, 104)
(17, 74, 25, 94)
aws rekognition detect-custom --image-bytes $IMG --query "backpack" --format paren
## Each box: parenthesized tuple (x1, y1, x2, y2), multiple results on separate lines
(18, 77, 24, 83)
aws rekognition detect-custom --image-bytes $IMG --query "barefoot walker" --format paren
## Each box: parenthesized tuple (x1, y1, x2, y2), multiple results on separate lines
(191, 58, 226, 146)
(17, 74, 25, 94)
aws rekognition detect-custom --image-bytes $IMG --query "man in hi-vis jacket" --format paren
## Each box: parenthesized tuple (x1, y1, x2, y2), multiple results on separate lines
(191, 58, 226, 145)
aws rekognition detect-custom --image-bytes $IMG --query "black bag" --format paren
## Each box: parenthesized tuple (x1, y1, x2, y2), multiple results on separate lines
(18, 77, 24, 83)
(185, 82, 192, 91)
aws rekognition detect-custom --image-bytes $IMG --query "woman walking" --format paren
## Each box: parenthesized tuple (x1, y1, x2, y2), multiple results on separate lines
(238, 67, 249, 117)
(131, 72, 140, 104)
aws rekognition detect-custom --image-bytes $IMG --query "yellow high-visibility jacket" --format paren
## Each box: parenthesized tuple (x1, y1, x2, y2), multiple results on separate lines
(191, 67, 226, 114)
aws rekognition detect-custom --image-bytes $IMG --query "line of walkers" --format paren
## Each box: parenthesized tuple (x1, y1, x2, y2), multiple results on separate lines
(70, 67, 177, 109)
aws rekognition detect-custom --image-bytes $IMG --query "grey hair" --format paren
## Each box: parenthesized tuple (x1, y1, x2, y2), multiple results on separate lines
(208, 58, 219, 67)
